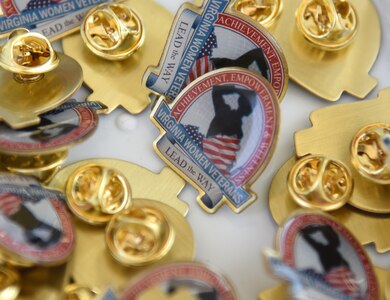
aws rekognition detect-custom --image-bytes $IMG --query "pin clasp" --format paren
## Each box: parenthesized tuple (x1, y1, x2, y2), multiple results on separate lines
(233, 0, 283, 27)
(81, 3, 144, 60)
(295, 0, 358, 50)
(105, 204, 175, 267)
(351, 124, 390, 185)
(288, 155, 353, 211)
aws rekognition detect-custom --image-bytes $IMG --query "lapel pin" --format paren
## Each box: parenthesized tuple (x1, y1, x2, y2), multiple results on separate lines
(48, 159, 193, 292)
(62, 0, 175, 115)
(264, 211, 379, 300)
(151, 68, 280, 213)
(0, 173, 75, 267)
(0, 102, 100, 183)
(269, 89, 390, 253)
(120, 262, 237, 300)
(266, 0, 380, 101)
(0, 29, 83, 129)
(145, 0, 288, 101)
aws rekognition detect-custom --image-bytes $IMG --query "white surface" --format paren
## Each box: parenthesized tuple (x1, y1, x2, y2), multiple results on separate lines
(65, 1, 390, 299)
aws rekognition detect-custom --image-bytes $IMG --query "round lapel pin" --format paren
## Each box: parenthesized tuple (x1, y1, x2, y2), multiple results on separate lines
(151, 68, 279, 213)
(278, 211, 379, 299)
(0, 103, 99, 182)
(0, 173, 75, 267)
(120, 262, 237, 300)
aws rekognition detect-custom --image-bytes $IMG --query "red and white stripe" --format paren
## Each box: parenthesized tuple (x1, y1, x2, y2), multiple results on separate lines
(0, 193, 22, 217)
(203, 135, 240, 177)
(186, 56, 215, 85)
(324, 266, 361, 298)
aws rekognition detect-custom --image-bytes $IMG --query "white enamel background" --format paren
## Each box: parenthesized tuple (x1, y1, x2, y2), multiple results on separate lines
(61, 0, 390, 299)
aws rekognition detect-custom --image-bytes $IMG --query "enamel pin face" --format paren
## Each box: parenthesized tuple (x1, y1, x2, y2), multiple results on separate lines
(270, 211, 379, 299)
(120, 262, 237, 300)
(0, 173, 75, 266)
(144, 0, 288, 101)
(151, 68, 279, 213)
(0, 102, 99, 155)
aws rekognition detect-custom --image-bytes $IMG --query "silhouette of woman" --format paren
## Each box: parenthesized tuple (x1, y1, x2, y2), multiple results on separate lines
(0, 191, 62, 249)
(15, 116, 78, 143)
(300, 225, 362, 298)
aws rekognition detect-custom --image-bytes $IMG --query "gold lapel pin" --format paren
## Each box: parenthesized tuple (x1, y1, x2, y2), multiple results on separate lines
(288, 155, 353, 211)
(81, 3, 145, 61)
(295, 0, 358, 51)
(0, 104, 98, 183)
(351, 123, 390, 185)
(66, 164, 132, 225)
(105, 201, 175, 267)
(233, 0, 283, 28)
(0, 29, 83, 129)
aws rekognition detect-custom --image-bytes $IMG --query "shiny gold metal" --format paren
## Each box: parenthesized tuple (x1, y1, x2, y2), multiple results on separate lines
(0, 30, 82, 129)
(0, 265, 20, 300)
(288, 155, 353, 211)
(66, 164, 132, 225)
(139, 288, 198, 300)
(50, 159, 189, 216)
(266, 0, 380, 101)
(0, 29, 59, 83)
(295, 88, 390, 214)
(48, 160, 192, 292)
(270, 156, 390, 253)
(233, 0, 283, 27)
(0, 151, 68, 183)
(295, 0, 358, 51)
(63, 284, 100, 300)
(106, 203, 175, 267)
(17, 264, 70, 300)
(81, 3, 145, 61)
(351, 123, 390, 185)
(258, 268, 390, 300)
(62, 0, 174, 114)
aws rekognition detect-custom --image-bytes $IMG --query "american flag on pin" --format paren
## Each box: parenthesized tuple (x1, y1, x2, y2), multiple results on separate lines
(0, 193, 22, 217)
(185, 31, 217, 85)
(324, 266, 361, 298)
(0, 0, 64, 16)
(25, 0, 63, 10)
(185, 125, 240, 177)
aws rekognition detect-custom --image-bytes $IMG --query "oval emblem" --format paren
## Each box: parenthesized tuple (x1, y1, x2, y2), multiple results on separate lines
(0, 173, 75, 266)
(0, 103, 98, 154)
(279, 212, 379, 299)
(120, 262, 237, 300)
(151, 68, 279, 213)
